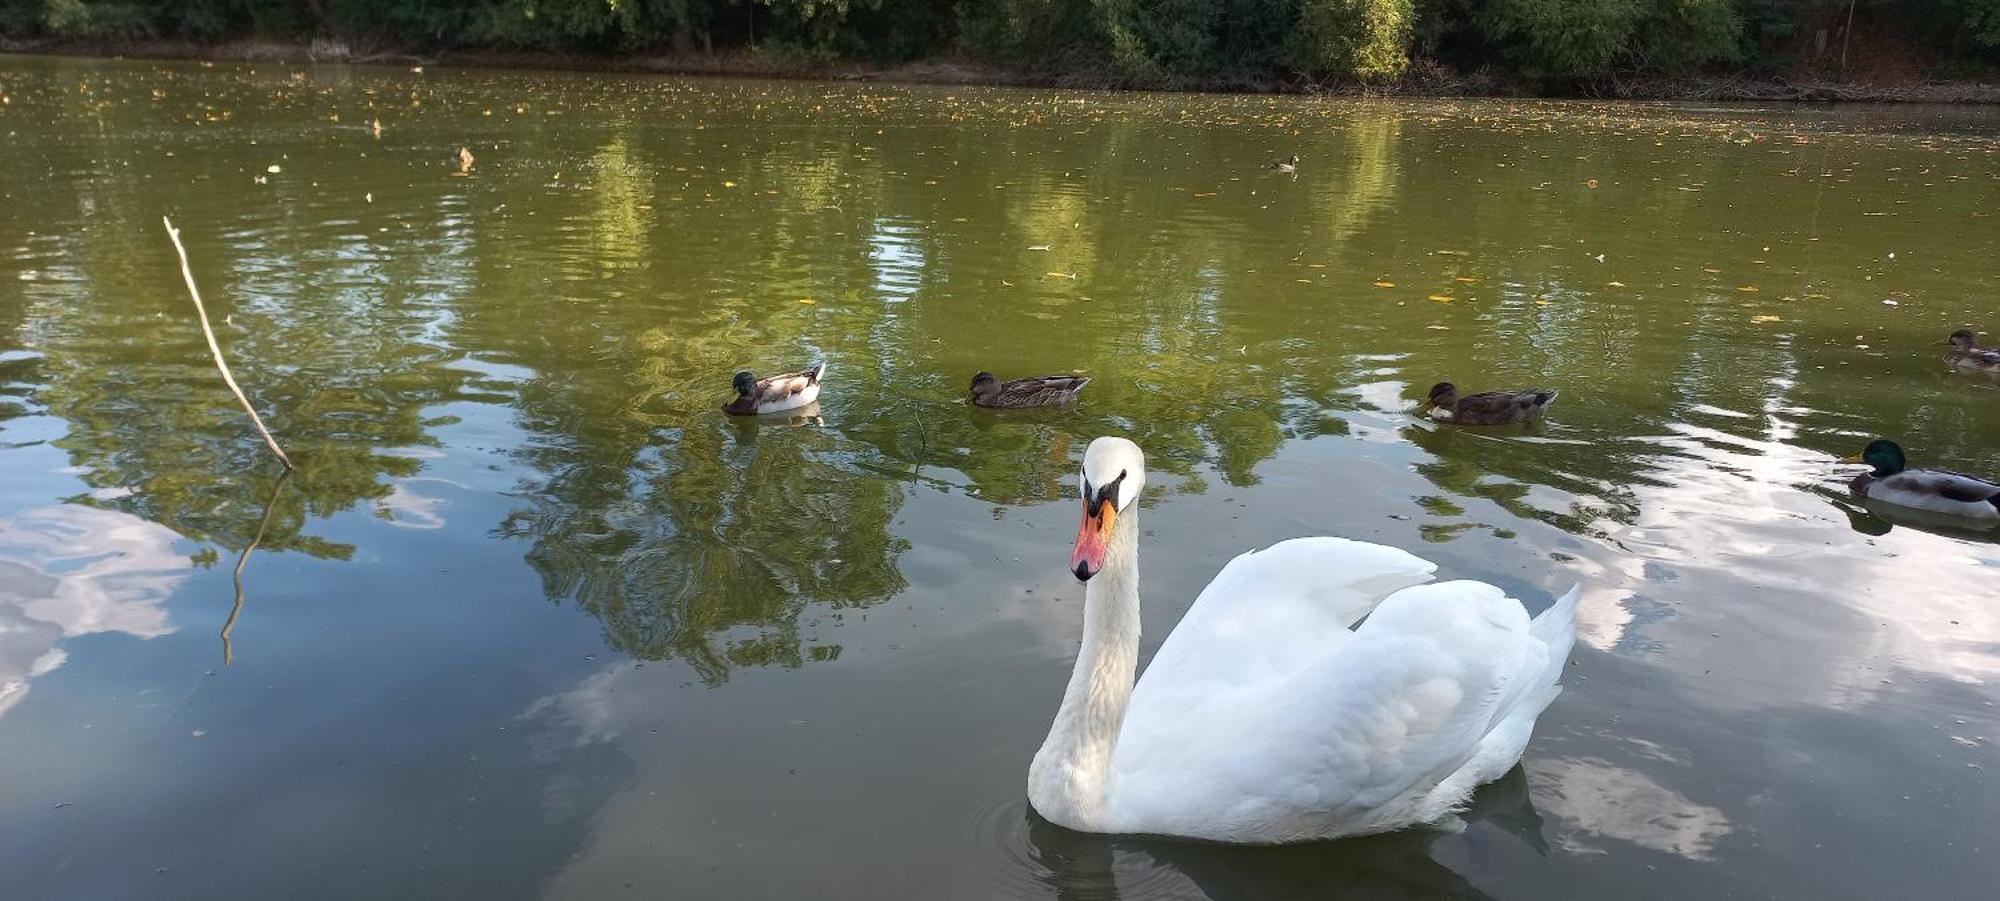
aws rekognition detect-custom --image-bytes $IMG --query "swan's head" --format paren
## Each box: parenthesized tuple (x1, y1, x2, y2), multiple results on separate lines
(1072, 437, 1146, 581)
(732, 371, 756, 396)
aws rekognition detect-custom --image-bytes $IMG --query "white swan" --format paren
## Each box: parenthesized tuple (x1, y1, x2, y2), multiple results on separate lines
(1028, 436, 1581, 843)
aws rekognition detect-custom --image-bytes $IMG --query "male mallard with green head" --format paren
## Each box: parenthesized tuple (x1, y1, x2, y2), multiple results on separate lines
(1420, 382, 1558, 425)
(1944, 329, 2000, 371)
(970, 372, 1090, 409)
(722, 362, 826, 416)
(1841, 439, 2000, 523)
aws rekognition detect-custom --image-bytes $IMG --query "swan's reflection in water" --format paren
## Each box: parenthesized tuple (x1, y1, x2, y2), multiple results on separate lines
(1008, 767, 1546, 900)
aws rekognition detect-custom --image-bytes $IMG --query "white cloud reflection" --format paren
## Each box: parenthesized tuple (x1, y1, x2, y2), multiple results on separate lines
(1532, 756, 1732, 860)
(0, 504, 189, 718)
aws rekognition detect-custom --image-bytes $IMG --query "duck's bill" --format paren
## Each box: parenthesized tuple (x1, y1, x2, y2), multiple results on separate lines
(1838, 453, 1864, 464)
(1070, 499, 1116, 581)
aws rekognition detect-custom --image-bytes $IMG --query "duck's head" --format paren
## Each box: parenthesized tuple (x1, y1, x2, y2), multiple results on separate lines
(1288, 154, 1300, 165)
(1072, 437, 1146, 581)
(1841, 439, 1906, 476)
(970, 371, 998, 396)
(1948, 329, 1978, 349)
(732, 371, 756, 396)
(1421, 382, 1458, 411)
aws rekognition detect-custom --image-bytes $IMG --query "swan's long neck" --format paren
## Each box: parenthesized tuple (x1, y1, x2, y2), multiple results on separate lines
(1029, 508, 1140, 832)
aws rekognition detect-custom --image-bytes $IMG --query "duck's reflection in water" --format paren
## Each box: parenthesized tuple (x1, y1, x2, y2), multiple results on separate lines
(1019, 766, 1545, 901)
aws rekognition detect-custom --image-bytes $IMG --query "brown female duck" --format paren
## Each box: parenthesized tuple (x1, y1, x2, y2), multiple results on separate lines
(1420, 382, 1558, 425)
(970, 372, 1090, 409)
(1945, 329, 2000, 371)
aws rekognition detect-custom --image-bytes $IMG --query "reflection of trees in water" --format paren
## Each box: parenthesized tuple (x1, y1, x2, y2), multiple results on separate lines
(9, 69, 1999, 685)
(1403, 426, 1646, 541)
(500, 418, 907, 682)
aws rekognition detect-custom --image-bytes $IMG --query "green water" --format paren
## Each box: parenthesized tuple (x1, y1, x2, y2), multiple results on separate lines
(1, 55, 1997, 899)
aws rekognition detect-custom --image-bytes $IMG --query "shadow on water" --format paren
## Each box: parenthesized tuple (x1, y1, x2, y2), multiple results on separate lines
(1012, 767, 1545, 901)
(1828, 491, 2000, 544)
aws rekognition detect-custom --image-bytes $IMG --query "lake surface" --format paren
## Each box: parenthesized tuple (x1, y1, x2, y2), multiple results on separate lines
(1, 54, 1997, 899)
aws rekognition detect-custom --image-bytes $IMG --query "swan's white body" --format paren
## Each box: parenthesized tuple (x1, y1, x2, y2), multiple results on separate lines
(1030, 437, 1580, 844)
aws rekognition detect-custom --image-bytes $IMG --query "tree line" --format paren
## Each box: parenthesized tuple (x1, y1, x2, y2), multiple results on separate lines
(3, 1, 1998, 86)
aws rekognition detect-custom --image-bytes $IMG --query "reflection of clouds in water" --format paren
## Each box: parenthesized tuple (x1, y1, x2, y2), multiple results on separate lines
(0, 505, 188, 718)
(1531, 757, 1731, 860)
(519, 660, 638, 750)
(1591, 421, 2000, 698)
(374, 479, 453, 529)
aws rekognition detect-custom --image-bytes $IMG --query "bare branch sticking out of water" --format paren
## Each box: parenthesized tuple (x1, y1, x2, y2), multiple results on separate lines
(221, 470, 293, 666)
(162, 216, 294, 470)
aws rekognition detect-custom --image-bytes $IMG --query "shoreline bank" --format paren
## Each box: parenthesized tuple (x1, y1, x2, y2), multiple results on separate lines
(6, 37, 2000, 105)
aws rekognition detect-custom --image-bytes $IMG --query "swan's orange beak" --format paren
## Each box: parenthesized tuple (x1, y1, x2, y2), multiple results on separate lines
(1071, 498, 1116, 581)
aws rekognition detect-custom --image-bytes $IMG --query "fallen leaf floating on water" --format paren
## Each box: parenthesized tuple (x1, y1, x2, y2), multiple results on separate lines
(1027, 244, 1050, 251)
(1752, 315, 1782, 323)
(1427, 324, 1450, 330)
(1454, 276, 1478, 283)
(798, 298, 816, 305)
(723, 181, 738, 188)
(1882, 299, 1899, 306)
(265, 164, 280, 174)
(1045, 272, 1077, 280)
(1606, 281, 1627, 288)
(1586, 178, 1599, 188)
(1738, 285, 1759, 292)
(1428, 294, 1454, 302)
(1373, 280, 1396, 288)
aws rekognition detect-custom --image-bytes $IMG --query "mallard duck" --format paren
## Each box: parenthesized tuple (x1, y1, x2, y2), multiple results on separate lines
(1944, 329, 2000, 371)
(722, 362, 826, 416)
(1268, 154, 1299, 174)
(1421, 382, 1558, 425)
(1840, 439, 1999, 523)
(970, 372, 1089, 409)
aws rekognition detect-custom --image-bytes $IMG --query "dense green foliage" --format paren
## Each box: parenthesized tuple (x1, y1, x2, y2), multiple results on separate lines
(2, 0, 1996, 84)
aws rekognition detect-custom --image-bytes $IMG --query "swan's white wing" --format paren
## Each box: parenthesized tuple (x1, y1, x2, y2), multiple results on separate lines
(1134, 537, 1436, 693)
(1108, 578, 1555, 843)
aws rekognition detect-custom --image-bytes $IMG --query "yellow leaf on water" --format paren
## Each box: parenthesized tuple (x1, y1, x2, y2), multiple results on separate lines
(797, 298, 815, 304)
(1296, 279, 1314, 284)
(1427, 324, 1451, 330)
(1738, 285, 1760, 292)
(1607, 281, 1627, 287)
(1702, 267, 1721, 273)
(1374, 280, 1396, 288)
(1751, 314, 1781, 323)
(723, 181, 738, 188)
(1454, 276, 1478, 283)
(1428, 293, 1454, 302)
